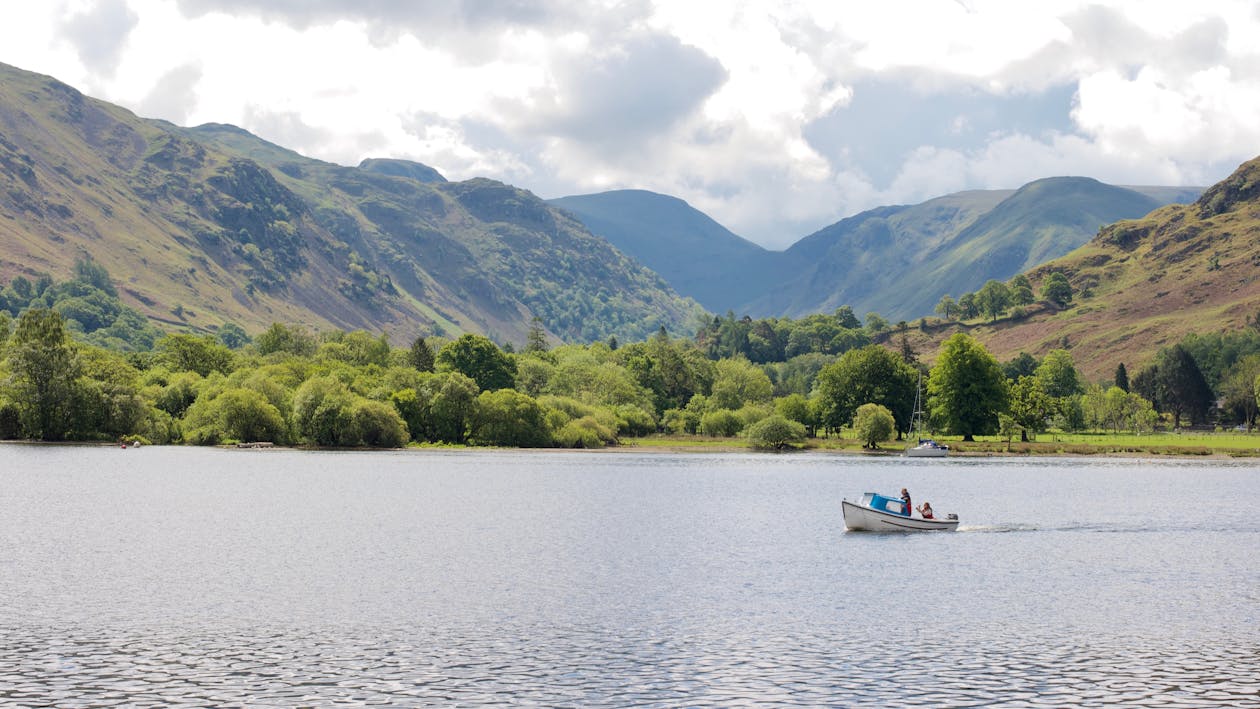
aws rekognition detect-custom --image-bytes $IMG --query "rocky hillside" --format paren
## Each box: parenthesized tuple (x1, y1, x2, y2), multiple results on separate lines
(897, 155, 1260, 380)
(0, 62, 702, 345)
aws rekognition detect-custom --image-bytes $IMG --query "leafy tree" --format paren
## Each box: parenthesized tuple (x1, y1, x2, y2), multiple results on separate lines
(976, 280, 1013, 321)
(775, 393, 814, 430)
(292, 376, 358, 445)
(1008, 376, 1055, 441)
(864, 312, 889, 335)
(4, 309, 81, 440)
(956, 292, 979, 320)
(744, 414, 806, 450)
(470, 389, 549, 447)
(1009, 274, 1035, 306)
(709, 357, 774, 410)
(217, 323, 251, 349)
(928, 333, 1009, 441)
(814, 345, 917, 435)
(1002, 352, 1039, 381)
(934, 295, 956, 320)
(437, 334, 517, 391)
(1034, 349, 1081, 398)
(853, 402, 895, 449)
(73, 255, 117, 297)
(407, 335, 436, 372)
(156, 334, 235, 377)
(699, 409, 743, 437)
(183, 388, 289, 445)
(1219, 354, 1260, 428)
(350, 399, 409, 447)
(1041, 271, 1073, 307)
(255, 323, 317, 357)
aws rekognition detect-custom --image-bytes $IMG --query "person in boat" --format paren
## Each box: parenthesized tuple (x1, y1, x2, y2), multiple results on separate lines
(900, 488, 912, 516)
(918, 502, 934, 519)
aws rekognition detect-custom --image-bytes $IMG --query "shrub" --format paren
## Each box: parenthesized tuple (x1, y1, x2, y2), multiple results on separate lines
(744, 414, 807, 450)
(699, 409, 743, 437)
(554, 415, 617, 448)
(351, 399, 409, 448)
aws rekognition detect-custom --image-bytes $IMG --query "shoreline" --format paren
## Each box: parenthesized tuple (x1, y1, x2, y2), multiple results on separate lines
(5, 437, 1257, 460)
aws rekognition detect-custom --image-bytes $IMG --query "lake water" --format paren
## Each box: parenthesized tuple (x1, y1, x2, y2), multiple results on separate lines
(1, 444, 1257, 707)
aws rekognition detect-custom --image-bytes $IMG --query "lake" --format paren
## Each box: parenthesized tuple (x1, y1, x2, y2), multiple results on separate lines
(1, 444, 1257, 706)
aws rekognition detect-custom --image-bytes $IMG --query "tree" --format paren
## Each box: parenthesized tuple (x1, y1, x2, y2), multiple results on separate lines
(928, 333, 1009, 441)
(853, 403, 895, 449)
(4, 309, 80, 440)
(957, 292, 979, 319)
(1008, 376, 1055, 441)
(470, 389, 550, 447)
(814, 345, 918, 435)
(709, 357, 773, 410)
(935, 295, 956, 320)
(350, 399, 409, 447)
(437, 334, 517, 391)
(864, 312, 889, 335)
(1114, 363, 1130, 392)
(1034, 349, 1081, 398)
(1002, 352, 1039, 381)
(156, 334, 235, 377)
(183, 388, 289, 445)
(523, 317, 549, 354)
(217, 323, 251, 349)
(1156, 345, 1214, 428)
(407, 335, 436, 372)
(1041, 271, 1073, 307)
(975, 280, 1013, 321)
(292, 376, 358, 445)
(255, 323, 317, 357)
(744, 414, 806, 451)
(1009, 274, 1035, 306)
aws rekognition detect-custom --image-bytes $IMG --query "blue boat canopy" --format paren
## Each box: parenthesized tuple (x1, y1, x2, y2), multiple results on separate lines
(860, 492, 909, 517)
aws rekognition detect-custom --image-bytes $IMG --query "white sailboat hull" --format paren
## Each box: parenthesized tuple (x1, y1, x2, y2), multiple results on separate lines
(842, 499, 959, 532)
(905, 444, 948, 458)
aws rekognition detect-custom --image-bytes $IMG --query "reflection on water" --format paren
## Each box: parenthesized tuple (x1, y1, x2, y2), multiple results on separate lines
(1, 446, 1258, 706)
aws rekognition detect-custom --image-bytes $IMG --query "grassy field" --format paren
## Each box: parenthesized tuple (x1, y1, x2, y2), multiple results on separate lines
(620, 431, 1260, 457)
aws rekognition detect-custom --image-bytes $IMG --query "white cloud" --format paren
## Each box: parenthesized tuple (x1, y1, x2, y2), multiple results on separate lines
(1, 0, 1258, 249)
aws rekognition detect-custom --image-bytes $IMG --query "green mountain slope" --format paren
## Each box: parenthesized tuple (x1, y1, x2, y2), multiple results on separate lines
(548, 190, 781, 311)
(0, 62, 702, 344)
(904, 155, 1260, 381)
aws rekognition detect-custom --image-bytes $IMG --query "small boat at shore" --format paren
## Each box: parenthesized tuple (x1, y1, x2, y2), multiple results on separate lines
(905, 372, 948, 458)
(842, 492, 959, 532)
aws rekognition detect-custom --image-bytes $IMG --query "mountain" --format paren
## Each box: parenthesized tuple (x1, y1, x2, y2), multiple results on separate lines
(557, 179, 1200, 323)
(899, 155, 1260, 380)
(548, 190, 782, 312)
(0, 62, 702, 344)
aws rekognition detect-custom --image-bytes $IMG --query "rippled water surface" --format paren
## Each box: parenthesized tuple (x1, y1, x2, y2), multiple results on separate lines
(2, 445, 1258, 706)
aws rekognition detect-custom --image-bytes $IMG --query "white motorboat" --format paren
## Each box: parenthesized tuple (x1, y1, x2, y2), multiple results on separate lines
(842, 492, 959, 532)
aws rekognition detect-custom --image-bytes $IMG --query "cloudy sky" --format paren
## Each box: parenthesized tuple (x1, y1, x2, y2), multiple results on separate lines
(3, 1, 1259, 248)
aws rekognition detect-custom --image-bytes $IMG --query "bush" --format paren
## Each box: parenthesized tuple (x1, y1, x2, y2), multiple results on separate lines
(745, 414, 807, 450)
(471, 389, 550, 447)
(554, 415, 617, 448)
(853, 402, 895, 449)
(613, 404, 657, 436)
(351, 399, 409, 448)
(699, 409, 743, 437)
(183, 388, 288, 445)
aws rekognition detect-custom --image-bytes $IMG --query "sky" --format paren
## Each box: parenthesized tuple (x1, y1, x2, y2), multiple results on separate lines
(2, 1, 1259, 249)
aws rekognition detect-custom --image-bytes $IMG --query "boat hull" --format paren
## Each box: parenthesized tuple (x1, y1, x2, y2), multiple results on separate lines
(842, 499, 959, 532)
(905, 445, 947, 458)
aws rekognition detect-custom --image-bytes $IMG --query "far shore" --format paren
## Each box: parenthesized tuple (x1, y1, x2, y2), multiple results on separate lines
(6, 433, 1259, 460)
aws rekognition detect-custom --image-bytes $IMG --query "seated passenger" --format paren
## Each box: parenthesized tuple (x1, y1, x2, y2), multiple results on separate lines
(918, 502, 934, 519)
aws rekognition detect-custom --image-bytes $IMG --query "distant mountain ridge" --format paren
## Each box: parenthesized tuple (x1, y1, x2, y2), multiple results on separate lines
(901, 154, 1260, 381)
(558, 180, 1203, 321)
(0, 62, 702, 344)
